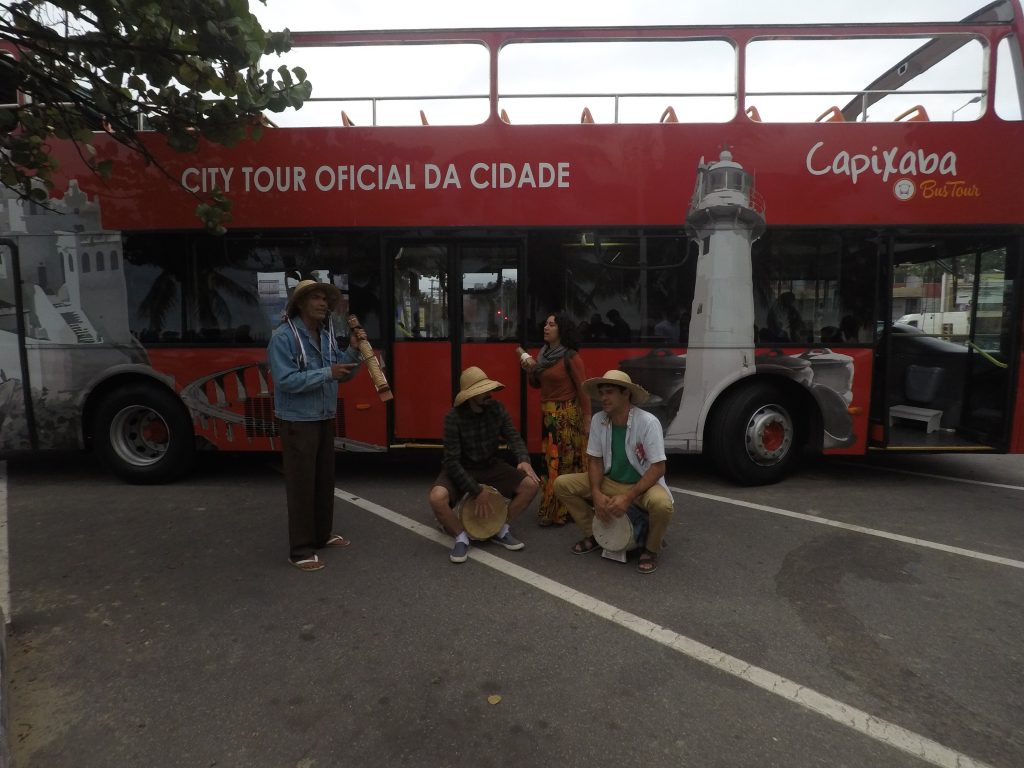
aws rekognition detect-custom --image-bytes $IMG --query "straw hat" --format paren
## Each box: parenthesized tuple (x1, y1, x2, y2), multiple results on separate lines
(582, 369, 650, 404)
(453, 366, 505, 407)
(456, 485, 508, 540)
(285, 279, 342, 317)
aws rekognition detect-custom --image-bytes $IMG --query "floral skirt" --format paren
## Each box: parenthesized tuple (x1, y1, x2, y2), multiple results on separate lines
(538, 399, 586, 525)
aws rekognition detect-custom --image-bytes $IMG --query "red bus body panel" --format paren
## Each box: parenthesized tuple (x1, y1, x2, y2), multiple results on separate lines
(61, 120, 1023, 231)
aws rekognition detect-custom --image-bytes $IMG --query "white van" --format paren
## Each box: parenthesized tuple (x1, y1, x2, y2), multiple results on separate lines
(897, 311, 970, 337)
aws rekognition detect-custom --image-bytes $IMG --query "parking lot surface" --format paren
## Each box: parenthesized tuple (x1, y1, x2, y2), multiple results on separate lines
(4, 450, 1023, 767)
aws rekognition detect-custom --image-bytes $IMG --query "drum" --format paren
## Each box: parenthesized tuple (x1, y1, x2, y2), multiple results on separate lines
(592, 505, 648, 552)
(456, 485, 508, 540)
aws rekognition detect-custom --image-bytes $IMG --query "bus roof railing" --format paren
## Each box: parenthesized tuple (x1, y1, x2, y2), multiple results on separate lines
(307, 87, 988, 126)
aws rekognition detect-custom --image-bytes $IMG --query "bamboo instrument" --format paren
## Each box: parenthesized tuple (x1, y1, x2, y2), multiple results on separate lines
(347, 315, 393, 401)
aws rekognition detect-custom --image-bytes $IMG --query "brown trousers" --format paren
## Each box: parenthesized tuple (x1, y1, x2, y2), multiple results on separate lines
(279, 419, 336, 560)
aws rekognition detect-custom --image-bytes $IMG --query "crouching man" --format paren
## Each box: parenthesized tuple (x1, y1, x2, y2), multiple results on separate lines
(554, 370, 674, 574)
(428, 367, 540, 563)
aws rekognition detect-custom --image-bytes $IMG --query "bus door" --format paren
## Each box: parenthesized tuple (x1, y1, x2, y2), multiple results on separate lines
(882, 235, 1017, 449)
(959, 243, 1018, 445)
(457, 243, 523, 436)
(390, 240, 522, 443)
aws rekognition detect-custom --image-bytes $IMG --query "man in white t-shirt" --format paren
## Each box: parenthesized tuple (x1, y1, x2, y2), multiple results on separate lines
(553, 370, 674, 574)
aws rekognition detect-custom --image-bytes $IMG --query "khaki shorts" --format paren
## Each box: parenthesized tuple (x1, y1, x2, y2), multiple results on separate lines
(433, 461, 526, 506)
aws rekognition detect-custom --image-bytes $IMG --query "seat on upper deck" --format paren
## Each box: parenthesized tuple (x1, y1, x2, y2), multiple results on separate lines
(815, 105, 845, 122)
(660, 106, 679, 123)
(895, 105, 930, 122)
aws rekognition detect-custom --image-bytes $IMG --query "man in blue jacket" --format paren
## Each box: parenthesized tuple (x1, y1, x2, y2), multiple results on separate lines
(267, 279, 367, 571)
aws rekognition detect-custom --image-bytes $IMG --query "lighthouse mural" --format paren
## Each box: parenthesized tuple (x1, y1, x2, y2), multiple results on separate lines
(666, 150, 765, 450)
(637, 149, 857, 481)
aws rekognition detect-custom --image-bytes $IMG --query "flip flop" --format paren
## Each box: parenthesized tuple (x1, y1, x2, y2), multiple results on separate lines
(289, 555, 324, 571)
(325, 534, 351, 548)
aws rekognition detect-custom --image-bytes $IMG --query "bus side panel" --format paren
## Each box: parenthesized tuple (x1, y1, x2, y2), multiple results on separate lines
(147, 347, 387, 452)
(817, 347, 871, 455)
(391, 342, 450, 442)
(460, 343, 522, 434)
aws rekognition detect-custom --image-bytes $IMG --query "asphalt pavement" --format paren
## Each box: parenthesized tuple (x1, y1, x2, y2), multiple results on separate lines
(4, 449, 1023, 768)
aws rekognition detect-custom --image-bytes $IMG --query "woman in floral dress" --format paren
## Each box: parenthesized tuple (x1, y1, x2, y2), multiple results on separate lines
(522, 313, 590, 526)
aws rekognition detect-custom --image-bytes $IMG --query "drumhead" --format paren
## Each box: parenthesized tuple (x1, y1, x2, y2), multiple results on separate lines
(457, 485, 508, 540)
(592, 513, 634, 552)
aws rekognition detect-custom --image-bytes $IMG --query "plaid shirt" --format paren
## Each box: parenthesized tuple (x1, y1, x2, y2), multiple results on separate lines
(443, 400, 529, 497)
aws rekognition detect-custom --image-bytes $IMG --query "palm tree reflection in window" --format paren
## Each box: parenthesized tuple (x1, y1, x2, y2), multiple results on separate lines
(129, 245, 259, 344)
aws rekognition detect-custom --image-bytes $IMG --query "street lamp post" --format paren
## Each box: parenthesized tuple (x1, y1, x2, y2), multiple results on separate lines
(952, 95, 982, 121)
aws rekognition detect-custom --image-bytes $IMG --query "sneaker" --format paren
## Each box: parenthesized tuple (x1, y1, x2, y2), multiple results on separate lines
(450, 540, 470, 563)
(489, 530, 525, 551)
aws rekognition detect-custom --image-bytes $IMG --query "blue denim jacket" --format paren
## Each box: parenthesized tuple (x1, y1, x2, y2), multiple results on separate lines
(267, 319, 362, 421)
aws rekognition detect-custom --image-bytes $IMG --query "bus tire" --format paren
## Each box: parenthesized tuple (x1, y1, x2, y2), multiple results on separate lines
(92, 384, 195, 484)
(706, 382, 802, 486)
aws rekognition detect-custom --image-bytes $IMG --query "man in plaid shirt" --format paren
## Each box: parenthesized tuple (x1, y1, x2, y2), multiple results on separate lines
(428, 366, 540, 563)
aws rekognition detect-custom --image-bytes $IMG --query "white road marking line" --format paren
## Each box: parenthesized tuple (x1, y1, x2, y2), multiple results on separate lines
(668, 486, 1024, 571)
(334, 487, 996, 768)
(839, 462, 1024, 492)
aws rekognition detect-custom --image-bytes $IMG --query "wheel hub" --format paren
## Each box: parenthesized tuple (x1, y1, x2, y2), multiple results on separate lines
(109, 405, 170, 467)
(744, 405, 793, 466)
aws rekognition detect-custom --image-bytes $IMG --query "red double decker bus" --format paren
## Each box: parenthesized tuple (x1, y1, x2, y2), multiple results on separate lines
(1, 1, 1022, 484)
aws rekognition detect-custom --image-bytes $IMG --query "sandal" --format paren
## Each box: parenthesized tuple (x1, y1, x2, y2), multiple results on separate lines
(289, 554, 324, 572)
(572, 535, 600, 555)
(637, 550, 659, 574)
(325, 534, 351, 548)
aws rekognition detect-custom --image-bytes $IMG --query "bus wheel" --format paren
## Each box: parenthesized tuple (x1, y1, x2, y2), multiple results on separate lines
(93, 385, 195, 484)
(707, 383, 801, 486)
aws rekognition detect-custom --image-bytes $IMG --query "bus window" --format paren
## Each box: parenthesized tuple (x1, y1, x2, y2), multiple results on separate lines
(186, 234, 378, 345)
(124, 234, 185, 344)
(461, 246, 518, 342)
(125, 232, 381, 346)
(0, 53, 16, 106)
(524, 231, 694, 346)
(498, 40, 736, 124)
(996, 36, 1024, 120)
(264, 43, 489, 127)
(752, 230, 879, 345)
(394, 245, 449, 340)
(746, 35, 985, 122)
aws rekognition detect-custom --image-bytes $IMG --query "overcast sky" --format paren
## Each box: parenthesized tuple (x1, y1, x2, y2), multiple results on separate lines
(252, 0, 992, 31)
(248, 0, 1014, 126)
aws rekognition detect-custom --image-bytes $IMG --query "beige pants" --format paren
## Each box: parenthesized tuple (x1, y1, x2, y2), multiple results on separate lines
(553, 472, 674, 553)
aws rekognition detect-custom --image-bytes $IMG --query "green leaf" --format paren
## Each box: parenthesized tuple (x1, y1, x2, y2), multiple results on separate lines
(0, 0, 313, 230)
